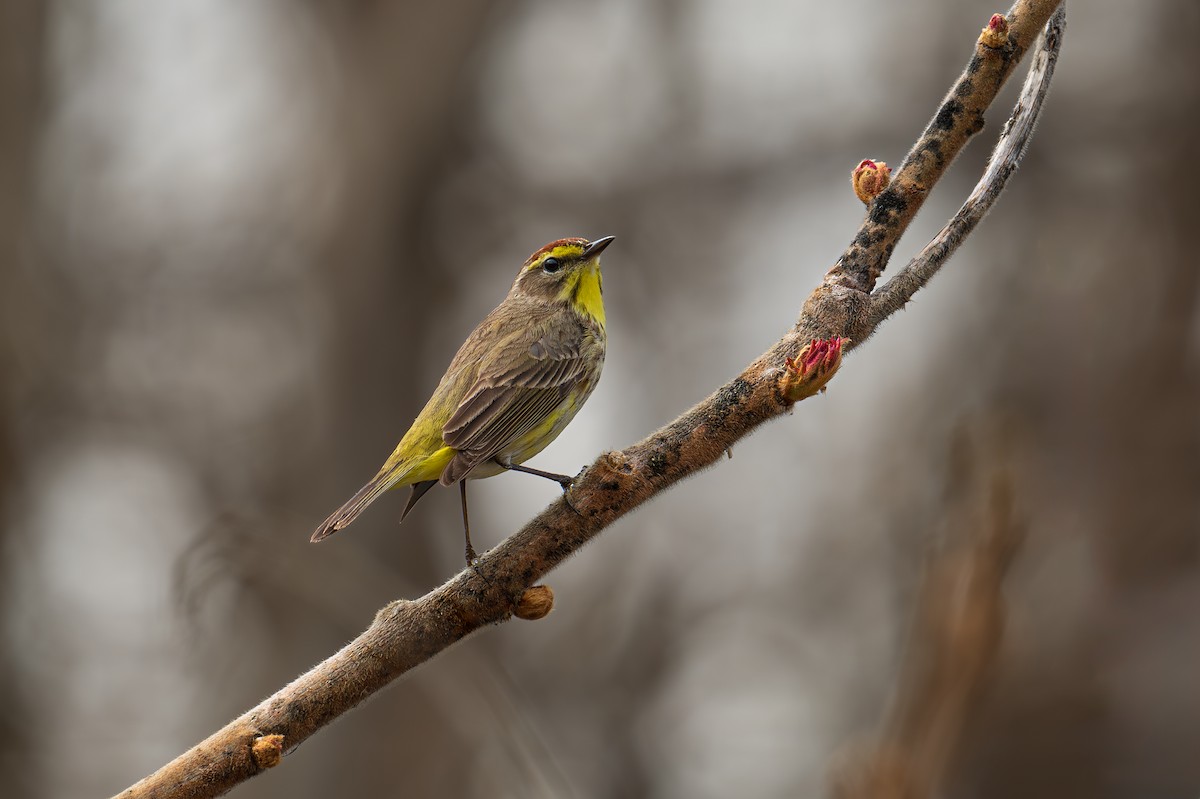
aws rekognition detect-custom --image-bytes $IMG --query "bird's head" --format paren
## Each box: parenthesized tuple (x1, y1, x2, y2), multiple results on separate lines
(513, 235, 614, 329)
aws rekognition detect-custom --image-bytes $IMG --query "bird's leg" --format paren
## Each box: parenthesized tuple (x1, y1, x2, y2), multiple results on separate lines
(460, 480, 477, 566)
(495, 458, 574, 491)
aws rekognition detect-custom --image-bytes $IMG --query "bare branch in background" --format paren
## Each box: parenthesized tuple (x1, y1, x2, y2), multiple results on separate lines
(116, 2, 1065, 796)
(831, 432, 1026, 799)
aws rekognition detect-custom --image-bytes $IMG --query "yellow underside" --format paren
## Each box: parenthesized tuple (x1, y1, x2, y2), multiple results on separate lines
(384, 391, 583, 488)
(403, 445, 456, 484)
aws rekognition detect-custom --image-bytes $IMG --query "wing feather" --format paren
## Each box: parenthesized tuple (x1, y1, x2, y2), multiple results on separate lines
(440, 317, 591, 484)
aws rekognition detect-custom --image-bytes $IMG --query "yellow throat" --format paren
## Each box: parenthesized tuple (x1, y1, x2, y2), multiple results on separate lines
(562, 263, 605, 330)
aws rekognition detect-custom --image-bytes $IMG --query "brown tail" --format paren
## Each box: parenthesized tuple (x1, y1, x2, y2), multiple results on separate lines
(311, 475, 392, 542)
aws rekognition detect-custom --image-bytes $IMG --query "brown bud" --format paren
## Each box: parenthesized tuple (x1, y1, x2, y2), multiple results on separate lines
(251, 734, 284, 769)
(851, 159, 891, 205)
(980, 14, 1009, 48)
(515, 585, 555, 621)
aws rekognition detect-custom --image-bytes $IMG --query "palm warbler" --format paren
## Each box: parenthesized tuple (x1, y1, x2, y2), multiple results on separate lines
(311, 235, 614, 562)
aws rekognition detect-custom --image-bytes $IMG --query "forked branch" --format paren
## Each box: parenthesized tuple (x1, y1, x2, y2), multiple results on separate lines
(868, 6, 1066, 328)
(117, 3, 1065, 797)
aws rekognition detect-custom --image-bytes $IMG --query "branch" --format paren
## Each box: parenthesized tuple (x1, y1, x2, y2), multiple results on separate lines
(116, 2, 1065, 797)
(867, 5, 1066, 330)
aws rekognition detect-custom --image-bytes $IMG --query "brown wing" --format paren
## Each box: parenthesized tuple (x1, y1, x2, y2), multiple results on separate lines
(440, 318, 591, 484)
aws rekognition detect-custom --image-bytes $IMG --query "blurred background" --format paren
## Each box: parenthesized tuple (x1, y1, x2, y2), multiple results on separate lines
(1, 1, 1197, 797)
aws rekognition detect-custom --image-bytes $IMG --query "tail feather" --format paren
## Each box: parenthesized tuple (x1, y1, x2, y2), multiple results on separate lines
(401, 480, 437, 522)
(311, 475, 393, 542)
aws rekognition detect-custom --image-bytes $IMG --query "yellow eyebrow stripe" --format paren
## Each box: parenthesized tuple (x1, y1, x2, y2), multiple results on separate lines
(549, 244, 584, 259)
(527, 243, 585, 271)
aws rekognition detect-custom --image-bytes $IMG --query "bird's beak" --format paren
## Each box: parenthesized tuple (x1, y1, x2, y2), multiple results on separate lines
(583, 235, 615, 258)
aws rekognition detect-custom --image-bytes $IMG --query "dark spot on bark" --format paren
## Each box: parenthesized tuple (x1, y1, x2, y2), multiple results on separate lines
(658, 439, 683, 470)
(854, 228, 882, 248)
(966, 54, 982, 76)
(647, 452, 668, 477)
(708, 378, 753, 426)
(917, 139, 945, 169)
(955, 79, 974, 98)
(599, 480, 620, 492)
(967, 112, 985, 136)
(934, 99, 962, 132)
(542, 540, 568, 563)
(868, 187, 908, 225)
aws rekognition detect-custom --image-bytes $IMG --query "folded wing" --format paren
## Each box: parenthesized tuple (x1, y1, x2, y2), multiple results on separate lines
(440, 327, 589, 484)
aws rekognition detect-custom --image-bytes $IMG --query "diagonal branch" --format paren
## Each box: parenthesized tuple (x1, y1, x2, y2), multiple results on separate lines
(116, 2, 1065, 797)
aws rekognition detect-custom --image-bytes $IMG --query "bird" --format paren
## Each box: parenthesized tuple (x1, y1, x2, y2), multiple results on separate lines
(311, 235, 614, 564)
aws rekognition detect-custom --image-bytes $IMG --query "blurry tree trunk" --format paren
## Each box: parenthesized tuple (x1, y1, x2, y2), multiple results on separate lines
(10, 2, 494, 797)
(832, 444, 1024, 799)
(194, 4, 499, 798)
(0, 2, 45, 796)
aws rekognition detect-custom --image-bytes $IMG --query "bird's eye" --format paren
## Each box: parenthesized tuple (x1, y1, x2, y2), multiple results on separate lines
(541, 257, 561, 274)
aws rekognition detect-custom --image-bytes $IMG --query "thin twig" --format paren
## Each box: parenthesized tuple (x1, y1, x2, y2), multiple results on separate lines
(115, 2, 1064, 797)
(867, 6, 1067, 330)
(826, 0, 1060, 298)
